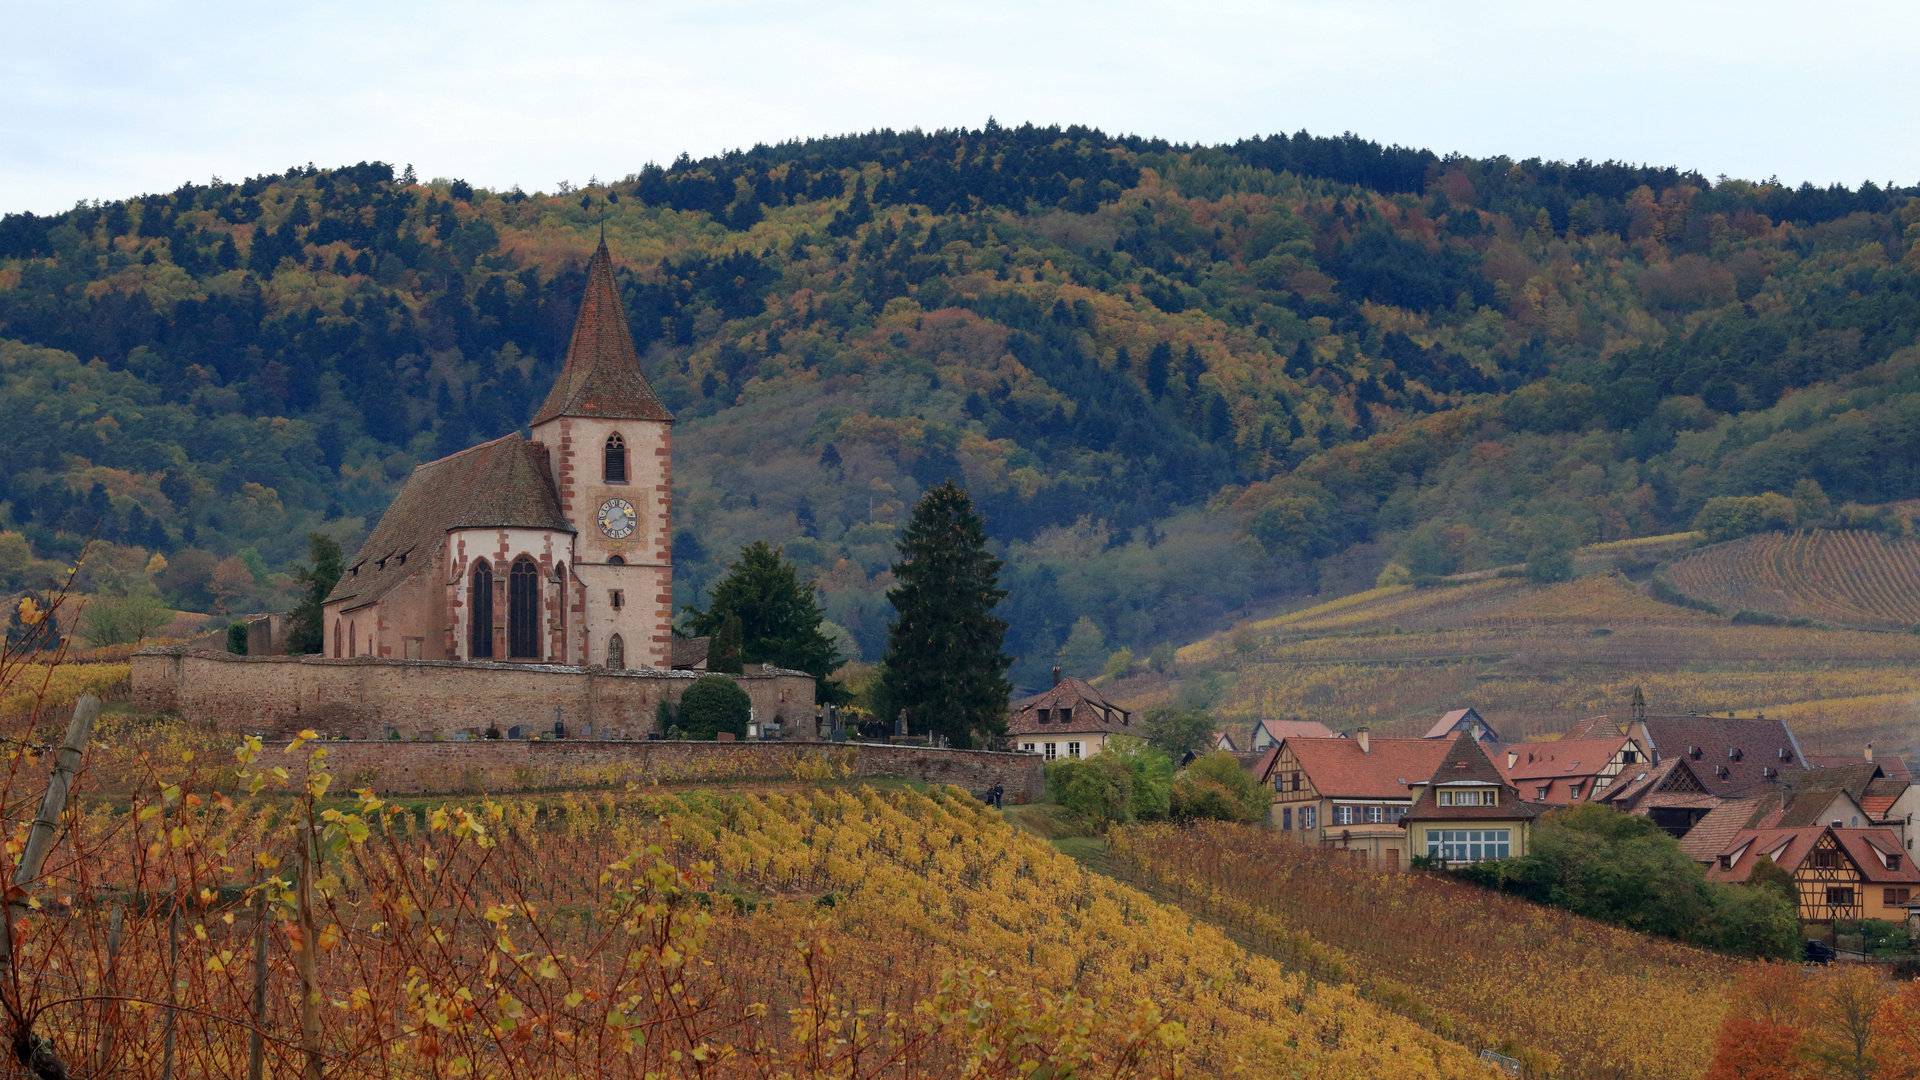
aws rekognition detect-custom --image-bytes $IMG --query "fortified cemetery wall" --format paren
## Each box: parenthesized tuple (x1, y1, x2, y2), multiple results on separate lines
(274, 739, 1044, 803)
(131, 647, 814, 741)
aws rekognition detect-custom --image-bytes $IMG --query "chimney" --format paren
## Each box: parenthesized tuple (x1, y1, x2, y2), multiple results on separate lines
(1051, 666, 1062, 688)
(1866, 742, 1875, 763)
(1356, 726, 1370, 754)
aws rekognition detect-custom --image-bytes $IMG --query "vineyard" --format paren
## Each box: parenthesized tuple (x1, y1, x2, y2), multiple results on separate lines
(1666, 530, 1920, 630)
(1108, 822, 1746, 1080)
(1, 714, 1501, 1080)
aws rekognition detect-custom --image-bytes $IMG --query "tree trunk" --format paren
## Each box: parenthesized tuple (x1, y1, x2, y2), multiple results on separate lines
(296, 829, 323, 1080)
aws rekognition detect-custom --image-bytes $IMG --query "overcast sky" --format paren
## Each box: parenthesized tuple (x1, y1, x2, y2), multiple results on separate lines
(4, 0, 1915, 213)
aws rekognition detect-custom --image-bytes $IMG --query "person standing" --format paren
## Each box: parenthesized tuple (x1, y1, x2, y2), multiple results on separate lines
(990, 783, 1004, 809)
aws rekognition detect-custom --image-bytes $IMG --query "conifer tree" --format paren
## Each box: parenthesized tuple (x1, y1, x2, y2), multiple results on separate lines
(876, 481, 1011, 748)
(285, 533, 343, 655)
(681, 542, 840, 696)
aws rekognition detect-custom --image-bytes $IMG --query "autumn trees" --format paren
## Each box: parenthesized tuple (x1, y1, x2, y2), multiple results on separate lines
(1706, 962, 1920, 1080)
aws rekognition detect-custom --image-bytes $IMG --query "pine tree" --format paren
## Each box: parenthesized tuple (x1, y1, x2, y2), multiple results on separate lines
(284, 533, 343, 654)
(876, 481, 1011, 747)
(681, 541, 842, 699)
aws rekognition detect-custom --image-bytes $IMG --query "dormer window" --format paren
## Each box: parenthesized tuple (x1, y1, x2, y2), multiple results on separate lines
(1037, 709, 1050, 724)
(1438, 789, 1497, 807)
(1060, 708, 1072, 725)
(604, 433, 628, 484)
(1568, 783, 1583, 800)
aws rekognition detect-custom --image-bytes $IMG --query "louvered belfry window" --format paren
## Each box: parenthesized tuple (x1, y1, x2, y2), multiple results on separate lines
(469, 561, 494, 659)
(604, 433, 627, 484)
(508, 557, 540, 659)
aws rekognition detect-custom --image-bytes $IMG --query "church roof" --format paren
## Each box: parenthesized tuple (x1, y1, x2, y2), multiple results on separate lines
(531, 237, 674, 425)
(325, 434, 572, 611)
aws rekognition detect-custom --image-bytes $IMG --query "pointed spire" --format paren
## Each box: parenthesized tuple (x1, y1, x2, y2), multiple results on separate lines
(532, 238, 673, 425)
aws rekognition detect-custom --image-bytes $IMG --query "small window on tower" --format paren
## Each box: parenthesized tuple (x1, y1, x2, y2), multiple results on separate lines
(608, 555, 625, 565)
(604, 433, 628, 484)
(610, 589, 624, 610)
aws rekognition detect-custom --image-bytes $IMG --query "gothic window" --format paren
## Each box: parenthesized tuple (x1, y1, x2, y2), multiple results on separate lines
(333, 619, 342, 658)
(469, 561, 494, 659)
(604, 433, 627, 484)
(349, 621, 357, 657)
(508, 557, 540, 659)
(607, 633, 625, 670)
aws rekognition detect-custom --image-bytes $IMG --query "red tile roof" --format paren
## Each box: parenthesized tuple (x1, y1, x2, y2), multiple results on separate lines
(1809, 754, 1911, 780)
(326, 434, 571, 611)
(1676, 799, 1761, 863)
(1562, 714, 1623, 740)
(1863, 777, 1908, 819)
(1404, 731, 1544, 823)
(1424, 707, 1497, 740)
(1254, 719, 1336, 741)
(1273, 736, 1455, 800)
(1637, 716, 1806, 795)
(1007, 677, 1133, 737)
(532, 237, 675, 425)
(1707, 826, 1919, 884)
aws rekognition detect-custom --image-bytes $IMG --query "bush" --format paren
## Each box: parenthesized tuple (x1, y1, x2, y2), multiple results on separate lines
(1044, 738, 1174, 826)
(1107, 736, 1173, 821)
(676, 674, 751, 739)
(1453, 803, 1797, 958)
(226, 623, 248, 655)
(1524, 545, 1573, 583)
(1142, 707, 1215, 759)
(1693, 493, 1797, 542)
(1168, 751, 1265, 823)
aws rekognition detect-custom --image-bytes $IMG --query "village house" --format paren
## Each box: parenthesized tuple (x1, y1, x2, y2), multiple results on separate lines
(1248, 718, 1337, 750)
(1494, 733, 1649, 806)
(1403, 731, 1543, 866)
(1259, 726, 1455, 869)
(1705, 825, 1918, 923)
(1423, 707, 1500, 742)
(1006, 669, 1135, 760)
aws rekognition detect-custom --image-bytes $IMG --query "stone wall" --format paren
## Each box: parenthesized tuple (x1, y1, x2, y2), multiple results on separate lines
(132, 647, 815, 740)
(279, 738, 1044, 802)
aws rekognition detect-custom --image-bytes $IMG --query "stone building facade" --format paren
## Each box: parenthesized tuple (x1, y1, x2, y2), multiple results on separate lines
(320, 235, 675, 670)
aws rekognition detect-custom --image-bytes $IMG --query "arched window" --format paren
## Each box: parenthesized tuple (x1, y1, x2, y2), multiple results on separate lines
(607, 555, 625, 565)
(607, 633, 625, 670)
(604, 433, 627, 484)
(508, 557, 540, 658)
(348, 621, 357, 657)
(333, 619, 342, 658)
(469, 561, 494, 659)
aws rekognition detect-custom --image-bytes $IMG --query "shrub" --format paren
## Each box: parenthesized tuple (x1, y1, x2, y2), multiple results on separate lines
(1141, 707, 1215, 759)
(677, 674, 751, 739)
(1694, 493, 1797, 542)
(1524, 545, 1574, 583)
(1168, 751, 1265, 823)
(1047, 753, 1133, 826)
(226, 623, 248, 655)
(1106, 736, 1173, 821)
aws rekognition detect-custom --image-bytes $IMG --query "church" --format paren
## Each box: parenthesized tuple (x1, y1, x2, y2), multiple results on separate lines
(322, 237, 674, 670)
(133, 238, 816, 740)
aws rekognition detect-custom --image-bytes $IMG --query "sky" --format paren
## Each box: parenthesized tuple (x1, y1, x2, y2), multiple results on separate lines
(4, 0, 1917, 213)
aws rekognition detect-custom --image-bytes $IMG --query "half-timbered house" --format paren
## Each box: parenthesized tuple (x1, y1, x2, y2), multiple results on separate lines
(1706, 825, 1919, 923)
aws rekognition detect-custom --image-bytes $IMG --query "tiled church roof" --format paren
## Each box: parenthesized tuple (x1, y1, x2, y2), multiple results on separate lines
(326, 435, 571, 611)
(532, 236, 674, 425)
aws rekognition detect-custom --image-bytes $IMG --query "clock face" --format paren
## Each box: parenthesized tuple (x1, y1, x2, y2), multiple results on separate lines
(596, 498, 637, 539)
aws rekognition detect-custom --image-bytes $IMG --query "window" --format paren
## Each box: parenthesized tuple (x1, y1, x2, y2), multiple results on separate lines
(469, 561, 494, 658)
(1885, 887, 1912, 906)
(1282, 808, 1292, 830)
(1043, 743, 1057, 761)
(333, 619, 342, 658)
(1426, 829, 1512, 862)
(1439, 789, 1495, 807)
(1387, 806, 1406, 824)
(604, 432, 628, 483)
(1568, 783, 1583, 800)
(1536, 786, 1550, 800)
(1060, 708, 1072, 724)
(1333, 805, 1355, 826)
(1037, 709, 1050, 724)
(349, 620, 357, 657)
(1021, 743, 1037, 753)
(1825, 887, 1855, 908)
(508, 557, 540, 659)
(1366, 806, 1385, 824)
(1622, 749, 1638, 764)
(606, 633, 624, 670)
(610, 589, 624, 610)
(1813, 849, 1841, 870)
(1299, 806, 1317, 830)
(1067, 742, 1082, 759)
(608, 555, 625, 565)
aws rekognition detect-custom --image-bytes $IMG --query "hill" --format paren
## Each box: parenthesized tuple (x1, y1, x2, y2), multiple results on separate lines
(1667, 528, 1920, 630)
(4, 128, 1920, 683)
(1129, 556, 1920, 760)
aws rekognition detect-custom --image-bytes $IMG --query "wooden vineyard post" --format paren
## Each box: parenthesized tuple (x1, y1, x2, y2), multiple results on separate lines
(249, 868, 270, 1080)
(96, 902, 123, 1075)
(296, 825, 323, 1080)
(161, 902, 179, 1080)
(0, 695, 99, 1079)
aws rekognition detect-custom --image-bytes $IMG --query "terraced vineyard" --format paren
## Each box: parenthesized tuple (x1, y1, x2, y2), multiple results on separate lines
(1666, 530, 1920, 630)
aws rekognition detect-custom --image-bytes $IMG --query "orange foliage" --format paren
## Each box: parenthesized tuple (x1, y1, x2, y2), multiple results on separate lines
(1704, 962, 1813, 1080)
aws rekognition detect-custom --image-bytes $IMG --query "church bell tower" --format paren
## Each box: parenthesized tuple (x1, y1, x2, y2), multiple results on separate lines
(529, 236, 676, 669)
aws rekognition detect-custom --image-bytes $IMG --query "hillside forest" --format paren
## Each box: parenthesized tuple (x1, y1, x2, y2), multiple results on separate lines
(4, 126, 1920, 685)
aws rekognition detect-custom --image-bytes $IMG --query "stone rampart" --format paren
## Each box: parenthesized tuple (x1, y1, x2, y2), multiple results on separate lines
(131, 647, 813, 740)
(286, 738, 1044, 802)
